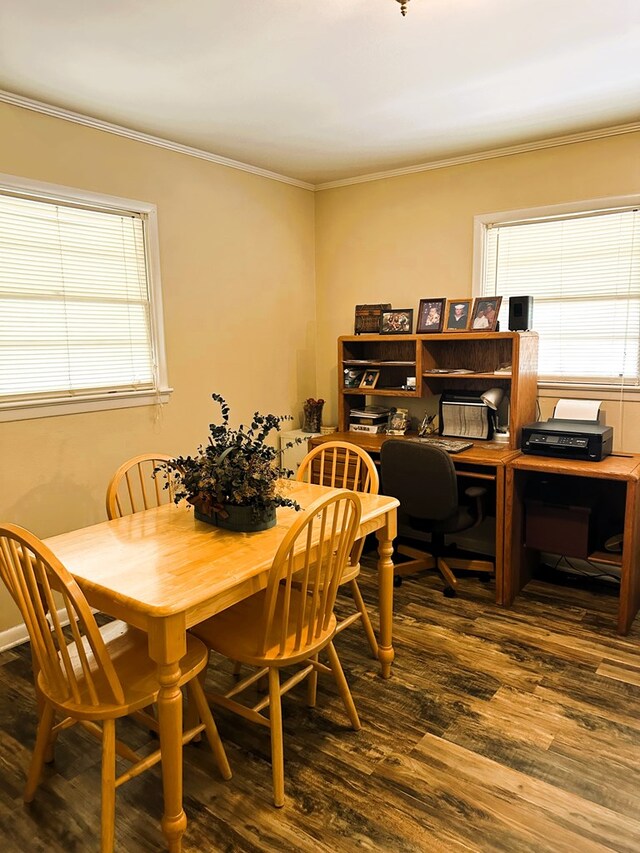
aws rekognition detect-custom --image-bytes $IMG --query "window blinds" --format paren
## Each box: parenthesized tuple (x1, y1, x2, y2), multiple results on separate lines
(0, 192, 155, 403)
(482, 208, 640, 384)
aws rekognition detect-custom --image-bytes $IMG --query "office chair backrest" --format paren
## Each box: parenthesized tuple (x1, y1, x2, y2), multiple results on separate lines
(106, 453, 174, 519)
(380, 440, 458, 521)
(258, 490, 361, 657)
(0, 524, 125, 709)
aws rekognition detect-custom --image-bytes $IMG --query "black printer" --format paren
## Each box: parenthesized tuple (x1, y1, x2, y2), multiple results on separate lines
(522, 418, 613, 461)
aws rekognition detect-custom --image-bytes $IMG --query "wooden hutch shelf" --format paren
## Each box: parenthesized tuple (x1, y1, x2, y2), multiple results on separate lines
(338, 331, 538, 450)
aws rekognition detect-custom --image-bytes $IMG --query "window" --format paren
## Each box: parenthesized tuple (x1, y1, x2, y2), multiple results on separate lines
(475, 199, 640, 388)
(0, 175, 170, 421)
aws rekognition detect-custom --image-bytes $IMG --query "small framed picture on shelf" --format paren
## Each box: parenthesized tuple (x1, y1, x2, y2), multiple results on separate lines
(343, 368, 364, 388)
(380, 309, 413, 335)
(387, 409, 410, 435)
(444, 298, 472, 332)
(416, 298, 445, 333)
(470, 296, 502, 331)
(359, 369, 380, 389)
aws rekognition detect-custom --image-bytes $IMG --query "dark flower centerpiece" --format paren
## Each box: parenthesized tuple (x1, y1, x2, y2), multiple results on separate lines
(160, 393, 301, 532)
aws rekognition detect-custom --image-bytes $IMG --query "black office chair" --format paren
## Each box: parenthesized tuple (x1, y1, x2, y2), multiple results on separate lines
(380, 439, 494, 596)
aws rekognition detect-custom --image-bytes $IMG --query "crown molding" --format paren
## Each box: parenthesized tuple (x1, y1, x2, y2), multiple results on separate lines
(2, 89, 638, 193)
(0, 89, 315, 191)
(315, 121, 640, 191)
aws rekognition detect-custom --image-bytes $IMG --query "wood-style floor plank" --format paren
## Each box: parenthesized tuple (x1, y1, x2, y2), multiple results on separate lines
(1, 558, 639, 851)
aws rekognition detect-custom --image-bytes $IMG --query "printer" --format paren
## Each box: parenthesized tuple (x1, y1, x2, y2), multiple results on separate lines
(522, 399, 613, 462)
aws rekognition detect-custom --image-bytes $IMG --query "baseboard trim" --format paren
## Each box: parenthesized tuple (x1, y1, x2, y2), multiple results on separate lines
(0, 607, 71, 653)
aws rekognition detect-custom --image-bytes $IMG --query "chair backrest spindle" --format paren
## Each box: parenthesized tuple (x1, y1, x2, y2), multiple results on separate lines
(256, 491, 361, 658)
(106, 453, 174, 519)
(297, 441, 378, 568)
(0, 524, 125, 708)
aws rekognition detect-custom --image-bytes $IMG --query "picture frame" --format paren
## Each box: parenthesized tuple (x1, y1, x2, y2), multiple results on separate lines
(354, 303, 392, 334)
(387, 409, 410, 434)
(444, 298, 472, 332)
(416, 298, 446, 334)
(343, 368, 364, 388)
(379, 309, 413, 335)
(359, 369, 380, 389)
(470, 296, 502, 331)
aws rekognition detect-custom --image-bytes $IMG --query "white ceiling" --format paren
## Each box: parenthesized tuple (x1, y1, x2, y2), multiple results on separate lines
(1, 0, 639, 185)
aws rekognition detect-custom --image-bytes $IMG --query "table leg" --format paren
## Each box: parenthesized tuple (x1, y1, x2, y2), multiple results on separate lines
(148, 617, 187, 852)
(376, 509, 397, 679)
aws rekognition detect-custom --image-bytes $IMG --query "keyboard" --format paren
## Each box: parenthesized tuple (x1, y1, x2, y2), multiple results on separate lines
(412, 437, 474, 454)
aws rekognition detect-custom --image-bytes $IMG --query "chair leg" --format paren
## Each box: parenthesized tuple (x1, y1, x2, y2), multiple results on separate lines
(187, 680, 232, 780)
(436, 557, 459, 590)
(326, 641, 361, 731)
(184, 668, 207, 741)
(349, 579, 379, 658)
(101, 719, 116, 853)
(268, 667, 285, 808)
(23, 701, 55, 803)
(307, 654, 318, 707)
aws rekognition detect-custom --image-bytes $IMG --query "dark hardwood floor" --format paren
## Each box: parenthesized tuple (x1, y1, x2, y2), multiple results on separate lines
(1, 559, 639, 852)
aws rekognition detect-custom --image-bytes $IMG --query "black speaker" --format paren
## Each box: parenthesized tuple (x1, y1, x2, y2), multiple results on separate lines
(508, 296, 533, 331)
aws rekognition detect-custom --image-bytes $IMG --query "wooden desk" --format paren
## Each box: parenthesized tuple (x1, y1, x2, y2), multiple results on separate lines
(44, 481, 398, 852)
(310, 432, 519, 604)
(505, 453, 640, 634)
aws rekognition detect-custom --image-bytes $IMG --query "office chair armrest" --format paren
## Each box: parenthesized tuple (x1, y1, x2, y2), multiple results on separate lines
(464, 486, 487, 527)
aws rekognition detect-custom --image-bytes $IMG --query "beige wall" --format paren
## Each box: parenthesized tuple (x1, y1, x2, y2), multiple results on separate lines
(0, 103, 316, 632)
(315, 132, 640, 444)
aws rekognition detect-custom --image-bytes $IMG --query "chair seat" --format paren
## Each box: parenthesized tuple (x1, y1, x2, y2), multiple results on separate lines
(42, 620, 209, 720)
(408, 504, 475, 536)
(191, 589, 337, 668)
(339, 560, 361, 584)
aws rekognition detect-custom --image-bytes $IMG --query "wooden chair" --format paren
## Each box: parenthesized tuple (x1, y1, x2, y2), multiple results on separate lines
(105, 453, 174, 520)
(0, 524, 231, 852)
(295, 441, 380, 658)
(191, 489, 362, 807)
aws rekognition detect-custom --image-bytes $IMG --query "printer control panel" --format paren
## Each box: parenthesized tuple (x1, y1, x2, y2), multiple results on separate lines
(528, 433, 588, 448)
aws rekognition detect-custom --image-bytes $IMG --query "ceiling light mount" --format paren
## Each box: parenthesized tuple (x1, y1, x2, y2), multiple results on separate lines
(395, 0, 410, 16)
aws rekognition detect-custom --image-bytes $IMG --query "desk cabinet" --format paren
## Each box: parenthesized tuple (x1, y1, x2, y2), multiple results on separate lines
(338, 331, 538, 450)
(505, 454, 640, 634)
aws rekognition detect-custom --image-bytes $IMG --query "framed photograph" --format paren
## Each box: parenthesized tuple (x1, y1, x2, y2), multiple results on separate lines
(354, 303, 391, 334)
(343, 368, 364, 388)
(416, 298, 445, 334)
(379, 309, 413, 335)
(444, 298, 472, 332)
(359, 369, 380, 389)
(470, 296, 502, 331)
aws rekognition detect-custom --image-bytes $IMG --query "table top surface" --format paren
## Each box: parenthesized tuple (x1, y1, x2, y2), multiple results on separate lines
(43, 480, 398, 619)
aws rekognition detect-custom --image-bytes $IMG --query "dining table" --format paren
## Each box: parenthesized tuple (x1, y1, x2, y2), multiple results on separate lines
(43, 479, 399, 852)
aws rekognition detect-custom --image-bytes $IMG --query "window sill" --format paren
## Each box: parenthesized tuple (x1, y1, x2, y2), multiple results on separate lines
(538, 382, 640, 402)
(0, 388, 173, 423)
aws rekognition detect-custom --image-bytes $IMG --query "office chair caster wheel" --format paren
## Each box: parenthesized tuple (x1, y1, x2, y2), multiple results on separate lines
(393, 575, 403, 587)
(443, 586, 456, 598)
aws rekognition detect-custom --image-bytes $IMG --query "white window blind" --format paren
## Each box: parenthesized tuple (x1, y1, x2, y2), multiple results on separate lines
(481, 207, 640, 385)
(0, 190, 160, 409)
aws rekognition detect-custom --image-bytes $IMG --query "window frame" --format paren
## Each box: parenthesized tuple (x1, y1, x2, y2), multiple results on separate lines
(472, 194, 640, 400)
(0, 172, 172, 422)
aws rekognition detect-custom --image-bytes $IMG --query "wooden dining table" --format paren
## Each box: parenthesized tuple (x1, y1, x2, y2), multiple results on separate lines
(43, 479, 398, 852)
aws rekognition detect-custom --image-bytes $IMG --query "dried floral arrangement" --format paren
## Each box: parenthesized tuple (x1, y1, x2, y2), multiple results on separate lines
(159, 393, 301, 522)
